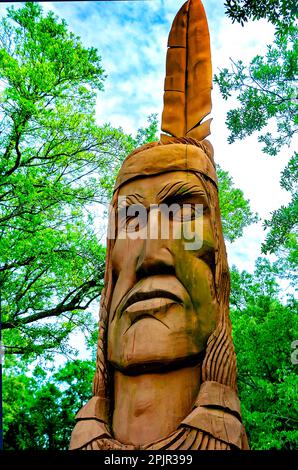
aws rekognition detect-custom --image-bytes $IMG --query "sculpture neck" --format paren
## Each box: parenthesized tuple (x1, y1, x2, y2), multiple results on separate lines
(112, 364, 201, 447)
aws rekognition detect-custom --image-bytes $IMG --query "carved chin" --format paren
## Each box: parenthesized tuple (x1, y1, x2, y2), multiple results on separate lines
(107, 314, 213, 373)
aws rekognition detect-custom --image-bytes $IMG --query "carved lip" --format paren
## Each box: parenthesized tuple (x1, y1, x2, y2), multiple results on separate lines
(121, 290, 182, 315)
(122, 297, 178, 334)
(114, 275, 188, 322)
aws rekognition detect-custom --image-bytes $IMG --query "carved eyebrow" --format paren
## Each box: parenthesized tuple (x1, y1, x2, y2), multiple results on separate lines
(157, 181, 207, 203)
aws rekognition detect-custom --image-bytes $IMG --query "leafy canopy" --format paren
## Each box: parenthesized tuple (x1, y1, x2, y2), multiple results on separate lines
(224, 0, 297, 31)
(0, 2, 133, 356)
(3, 355, 95, 450)
(217, 0, 298, 288)
(214, 27, 297, 156)
(231, 259, 298, 450)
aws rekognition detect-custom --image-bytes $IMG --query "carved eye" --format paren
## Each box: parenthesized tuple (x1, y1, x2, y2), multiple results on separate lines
(126, 216, 142, 233)
(117, 209, 136, 231)
(124, 204, 147, 232)
(164, 203, 204, 222)
(177, 203, 201, 221)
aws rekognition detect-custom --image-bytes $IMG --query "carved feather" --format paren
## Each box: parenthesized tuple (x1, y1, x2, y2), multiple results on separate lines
(161, 0, 212, 142)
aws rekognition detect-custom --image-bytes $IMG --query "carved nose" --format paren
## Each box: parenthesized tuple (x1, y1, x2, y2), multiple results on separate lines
(136, 242, 174, 278)
(136, 208, 175, 279)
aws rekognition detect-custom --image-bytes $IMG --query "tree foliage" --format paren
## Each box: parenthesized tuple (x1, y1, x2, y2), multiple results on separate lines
(217, 0, 298, 288)
(0, 2, 137, 357)
(3, 356, 95, 450)
(217, 166, 258, 242)
(262, 151, 298, 288)
(224, 0, 297, 30)
(230, 259, 298, 450)
(214, 27, 297, 156)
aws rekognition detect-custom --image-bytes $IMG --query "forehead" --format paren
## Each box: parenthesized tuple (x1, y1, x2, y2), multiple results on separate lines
(117, 171, 204, 200)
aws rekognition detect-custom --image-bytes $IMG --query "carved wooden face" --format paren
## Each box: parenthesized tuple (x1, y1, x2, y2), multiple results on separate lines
(107, 170, 218, 372)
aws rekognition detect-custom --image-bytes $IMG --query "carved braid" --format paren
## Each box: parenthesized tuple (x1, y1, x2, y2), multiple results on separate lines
(200, 178, 238, 390)
(92, 194, 119, 400)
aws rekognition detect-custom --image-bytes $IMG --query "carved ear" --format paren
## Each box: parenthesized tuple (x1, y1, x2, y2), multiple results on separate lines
(161, 0, 212, 142)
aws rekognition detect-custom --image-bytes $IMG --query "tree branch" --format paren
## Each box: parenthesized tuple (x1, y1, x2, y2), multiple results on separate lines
(0, 256, 35, 272)
(2, 278, 99, 329)
(4, 130, 22, 177)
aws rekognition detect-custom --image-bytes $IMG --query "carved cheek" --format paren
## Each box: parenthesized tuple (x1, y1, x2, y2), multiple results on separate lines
(171, 215, 217, 322)
(110, 237, 144, 324)
(174, 247, 217, 339)
(111, 237, 141, 276)
(111, 240, 124, 276)
(180, 215, 216, 302)
(170, 212, 214, 253)
(201, 215, 215, 250)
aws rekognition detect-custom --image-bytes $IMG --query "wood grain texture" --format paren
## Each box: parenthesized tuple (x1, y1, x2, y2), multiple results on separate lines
(161, 0, 212, 141)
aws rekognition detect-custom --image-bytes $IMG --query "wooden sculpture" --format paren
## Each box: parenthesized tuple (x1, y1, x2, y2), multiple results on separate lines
(69, 0, 249, 450)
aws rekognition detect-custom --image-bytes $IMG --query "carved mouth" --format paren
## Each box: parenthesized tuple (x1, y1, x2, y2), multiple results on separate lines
(120, 290, 182, 317)
(123, 312, 171, 335)
(128, 298, 176, 322)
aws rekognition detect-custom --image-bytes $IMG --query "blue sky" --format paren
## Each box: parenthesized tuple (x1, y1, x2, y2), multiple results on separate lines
(0, 0, 293, 273)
